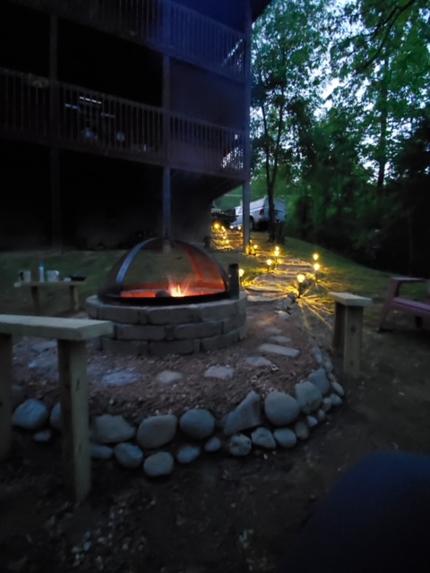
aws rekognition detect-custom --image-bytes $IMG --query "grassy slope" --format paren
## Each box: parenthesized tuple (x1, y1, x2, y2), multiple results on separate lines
(0, 234, 426, 316)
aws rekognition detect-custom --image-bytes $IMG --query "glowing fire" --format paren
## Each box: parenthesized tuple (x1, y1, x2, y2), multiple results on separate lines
(169, 284, 186, 297)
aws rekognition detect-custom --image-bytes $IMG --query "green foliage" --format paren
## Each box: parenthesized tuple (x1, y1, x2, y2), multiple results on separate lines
(250, 0, 429, 274)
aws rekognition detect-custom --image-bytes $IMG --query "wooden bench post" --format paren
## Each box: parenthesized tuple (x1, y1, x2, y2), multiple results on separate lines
(0, 334, 13, 460)
(329, 292, 372, 378)
(58, 340, 90, 503)
(0, 314, 113, 501)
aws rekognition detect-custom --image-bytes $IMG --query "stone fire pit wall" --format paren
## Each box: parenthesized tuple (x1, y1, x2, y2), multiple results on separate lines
(86, 293, 247, 356)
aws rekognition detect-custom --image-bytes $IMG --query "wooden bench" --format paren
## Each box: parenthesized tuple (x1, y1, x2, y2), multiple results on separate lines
(379, 276, 430, 331)
(0, 315, 113, 502)
(329, 292, 372, 377)
(14, 280, 87, 314)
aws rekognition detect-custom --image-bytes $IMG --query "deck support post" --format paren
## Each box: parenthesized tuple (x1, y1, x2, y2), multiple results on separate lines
(49, 14, 62, 248)
(242, 3, 252, 253)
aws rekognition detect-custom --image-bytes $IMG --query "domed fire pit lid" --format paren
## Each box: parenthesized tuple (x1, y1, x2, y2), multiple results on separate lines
(99, 238, 230, 306)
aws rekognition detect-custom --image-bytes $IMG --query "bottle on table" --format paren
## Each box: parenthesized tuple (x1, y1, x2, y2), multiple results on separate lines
(38, 260, 45, 282)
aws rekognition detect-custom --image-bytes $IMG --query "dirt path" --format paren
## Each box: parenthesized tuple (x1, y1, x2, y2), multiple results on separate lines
(1, 302, 430, 573)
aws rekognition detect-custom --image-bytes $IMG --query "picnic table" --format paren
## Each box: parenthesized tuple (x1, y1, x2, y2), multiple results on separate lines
(14, 280, 87, 314)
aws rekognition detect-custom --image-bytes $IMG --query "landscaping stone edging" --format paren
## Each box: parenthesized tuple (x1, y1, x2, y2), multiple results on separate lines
(11, 357, 345, 479)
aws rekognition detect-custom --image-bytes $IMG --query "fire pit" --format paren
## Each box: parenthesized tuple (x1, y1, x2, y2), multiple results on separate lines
(99, 238, 229, 305)
(86, 239, 247, 356)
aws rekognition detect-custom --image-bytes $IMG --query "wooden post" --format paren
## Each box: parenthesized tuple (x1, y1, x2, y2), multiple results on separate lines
(242, 3, 252, 253)
(58, 340, 91, 502)
(332, 302, 345, 355)
(342, 307, 364, 377)
(242, 181, 251, 251)
(69, 285, 80, 312)
(162, 167, 172, 240)
(31, 286, 41, 315)
(329, 292, 372, 378)
(0, 334, 13, 460)
(50, 14, 62, 248)
(228, 263, 240, 299)
(162, 48, 172, 241)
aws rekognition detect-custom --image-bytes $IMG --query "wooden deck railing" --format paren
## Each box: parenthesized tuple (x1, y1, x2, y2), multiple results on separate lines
(0, 67, 245, 177)
(11, 0, 246, 81)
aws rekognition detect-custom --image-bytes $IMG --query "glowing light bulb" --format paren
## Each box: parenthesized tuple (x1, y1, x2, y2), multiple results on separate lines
(313, 262, 321, 272)
(312, 253, 319, 262)
(239, 268, 245, 278)
(266, 258, 273, 268)
(297, 273, 306, 284)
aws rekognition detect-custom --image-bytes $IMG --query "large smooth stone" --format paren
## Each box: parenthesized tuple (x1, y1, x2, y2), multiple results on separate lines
(143, 452, 174, 478)
(295, 381, 322, 414)
(114, 443, 144, 469)
(308, 368, 331, 395)
(332, 382, 345, 397)
(251, 427, 276, 450)
(204, 366, 234, 380)
(13, 399, 49, 431)
(92, 415, 136, 444)
(294, 420, 310, 441)
(179, 409, 215, 440)
(245, 356, 274, 368)
(273, 428, 297, 449)
(157, 370, 183, 385)
(228, 434, 252, 457)
(101, 370, 140, 387)
(176, 445, 201, 464)
(204, 436, 222, 453)
(258, 344, 300, 358)
(137, 415, 177, 449)
(50, 402, 62, 431)
(33, 429, 52, 443)
(91, 443, 113, 460)
(223, 391, 263, 436)
(264, 391, 300, 426)
(330, 393, 343, 407)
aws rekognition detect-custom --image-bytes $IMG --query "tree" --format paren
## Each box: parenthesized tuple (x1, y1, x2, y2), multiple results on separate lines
(251, 0, 332, 240)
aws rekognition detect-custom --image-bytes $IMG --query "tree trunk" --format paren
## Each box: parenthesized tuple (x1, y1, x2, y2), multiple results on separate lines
(376, 55, 389, 195)
(267, 182, 276, 242)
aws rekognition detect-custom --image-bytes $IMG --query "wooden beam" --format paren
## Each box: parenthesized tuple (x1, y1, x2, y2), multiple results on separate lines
(0, 315, 113, 341)
(58, 340, 90, 502)
(242, 181, 251, 249)
(329, 292, 372, 307)
(0, 334, 13, 461)
(242, 2, 252, 253)
(49, 14, 62, 248)
(162, 167, 172, 240)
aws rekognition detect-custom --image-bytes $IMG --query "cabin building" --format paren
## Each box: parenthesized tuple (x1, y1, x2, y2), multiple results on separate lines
(0, 0, 270, 249)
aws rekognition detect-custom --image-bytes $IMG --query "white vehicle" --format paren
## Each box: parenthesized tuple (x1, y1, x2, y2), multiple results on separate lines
(232, 197, 286, 230)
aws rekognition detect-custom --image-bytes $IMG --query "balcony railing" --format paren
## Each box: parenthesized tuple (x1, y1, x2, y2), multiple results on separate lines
(0, 67, 245, 178)
(12, 0, 246, 81)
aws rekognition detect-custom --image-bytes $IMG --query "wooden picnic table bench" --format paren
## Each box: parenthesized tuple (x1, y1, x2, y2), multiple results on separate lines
(379, 276, 430, 331)
(14, 280, 87, 314)
(329, 292, 372, 377)
(0, 314, 113, 502)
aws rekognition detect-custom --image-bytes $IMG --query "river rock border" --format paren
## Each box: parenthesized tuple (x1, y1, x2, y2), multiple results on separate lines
(86, 294, 247, 356)
(11, 364, 345, 479)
